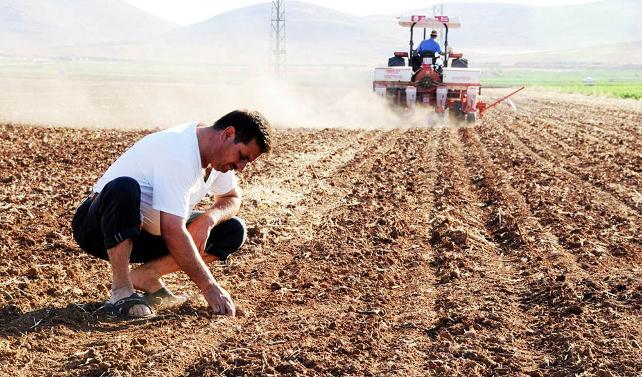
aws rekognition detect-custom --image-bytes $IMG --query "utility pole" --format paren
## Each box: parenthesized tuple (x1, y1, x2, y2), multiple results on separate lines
(270, 0, 286, 78)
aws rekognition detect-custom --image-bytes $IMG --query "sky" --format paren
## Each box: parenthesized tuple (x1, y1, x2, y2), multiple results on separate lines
(123, 0, 598, 25)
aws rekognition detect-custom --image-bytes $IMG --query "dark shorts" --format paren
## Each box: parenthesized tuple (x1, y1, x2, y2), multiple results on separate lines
(72, 176, 246, 263)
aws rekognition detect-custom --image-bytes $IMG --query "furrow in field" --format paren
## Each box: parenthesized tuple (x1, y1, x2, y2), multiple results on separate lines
(367, 128, 440, 375)
(476, 118, 642, 374)
(515, 96, 642, 144)
(481, 116, 641, 262)
(420, 127, 544, 374)
(234, 129, 404, 310)
(513, 110, 641, 175)
(460, 125, 607, 374)
(457, 126, 563, 373)
(500, 114, 642, 214)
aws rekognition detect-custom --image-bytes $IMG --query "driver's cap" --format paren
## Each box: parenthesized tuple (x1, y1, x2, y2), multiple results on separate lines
(430, 30, 438, 37)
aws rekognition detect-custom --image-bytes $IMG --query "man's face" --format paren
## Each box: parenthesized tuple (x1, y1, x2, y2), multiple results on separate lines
(213, 128, 262, 173)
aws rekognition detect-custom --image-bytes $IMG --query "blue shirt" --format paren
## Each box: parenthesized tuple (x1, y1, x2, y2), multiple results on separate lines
(418, 38, 442, 54)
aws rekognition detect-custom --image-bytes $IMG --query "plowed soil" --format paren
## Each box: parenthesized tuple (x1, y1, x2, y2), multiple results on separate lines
(1, 91, 641, 376)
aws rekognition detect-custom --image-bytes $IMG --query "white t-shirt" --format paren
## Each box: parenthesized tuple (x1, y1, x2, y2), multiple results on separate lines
(93, 122, 236, 235)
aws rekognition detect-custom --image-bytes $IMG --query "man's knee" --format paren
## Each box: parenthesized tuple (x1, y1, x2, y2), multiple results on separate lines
(102, 176, 141, 199)
(219, 216, 247, 252)
(227, 217, 247, 249)
(97, 176, 141, 221)
(205, 217, 247, 261)
(96, 176, 142, 250)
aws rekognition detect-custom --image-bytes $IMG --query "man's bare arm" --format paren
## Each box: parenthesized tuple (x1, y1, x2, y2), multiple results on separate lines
(189, 186, 241, 253)
(204, 185, 241, 225)
(160, 212, 235, 315)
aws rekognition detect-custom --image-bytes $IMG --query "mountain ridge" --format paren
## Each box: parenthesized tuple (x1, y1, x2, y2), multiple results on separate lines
(2, 0, 640, 67)
(0, 0, 177, 53)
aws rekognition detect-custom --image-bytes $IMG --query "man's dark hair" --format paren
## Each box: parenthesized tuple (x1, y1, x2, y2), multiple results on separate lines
(213, 109, 273, 153)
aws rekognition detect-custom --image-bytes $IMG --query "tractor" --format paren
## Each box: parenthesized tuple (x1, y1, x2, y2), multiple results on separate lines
(373, 15, 523, 122)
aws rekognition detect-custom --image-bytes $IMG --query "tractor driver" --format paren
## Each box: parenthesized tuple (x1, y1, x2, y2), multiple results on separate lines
(417, 29, 442, 56)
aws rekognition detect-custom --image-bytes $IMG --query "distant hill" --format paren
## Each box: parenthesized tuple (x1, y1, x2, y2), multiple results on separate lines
(0, 0, 177, 54)
(8, 0, 642, 67)
(412, 0, 642, 52)
(56, 2, 396, 65)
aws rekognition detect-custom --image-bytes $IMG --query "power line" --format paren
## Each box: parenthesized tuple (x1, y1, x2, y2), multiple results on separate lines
(270, 0, 286, 77)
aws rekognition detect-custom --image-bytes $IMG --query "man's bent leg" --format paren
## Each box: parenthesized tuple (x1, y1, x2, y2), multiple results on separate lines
(129, 216, 247, 292)
(107, 239, 151, 317)
(203, 217, 247, 261)
(72, 176, 151, 317)
(130, 254, 219, 292)
(98, 177, 151, 317)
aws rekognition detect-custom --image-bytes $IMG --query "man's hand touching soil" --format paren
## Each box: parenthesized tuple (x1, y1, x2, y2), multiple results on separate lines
(203, 283, 236, 316)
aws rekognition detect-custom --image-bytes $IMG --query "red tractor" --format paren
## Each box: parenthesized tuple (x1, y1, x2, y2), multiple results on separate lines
(373, 15, 523, 122)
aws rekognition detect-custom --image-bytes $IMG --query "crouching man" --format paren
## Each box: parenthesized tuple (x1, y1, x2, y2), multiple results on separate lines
(72, 110, 272, 319)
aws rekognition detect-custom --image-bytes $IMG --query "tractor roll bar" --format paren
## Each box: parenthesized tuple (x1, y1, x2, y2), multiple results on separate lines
(443, 23, 449, 67)
(409, 22, 416, 58)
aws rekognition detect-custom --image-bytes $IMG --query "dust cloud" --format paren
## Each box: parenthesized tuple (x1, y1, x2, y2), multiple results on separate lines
(0, 65, 442, 130)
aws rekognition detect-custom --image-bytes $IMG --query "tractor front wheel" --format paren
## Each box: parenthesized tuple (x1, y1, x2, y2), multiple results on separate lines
(466, 112, 476, 123)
